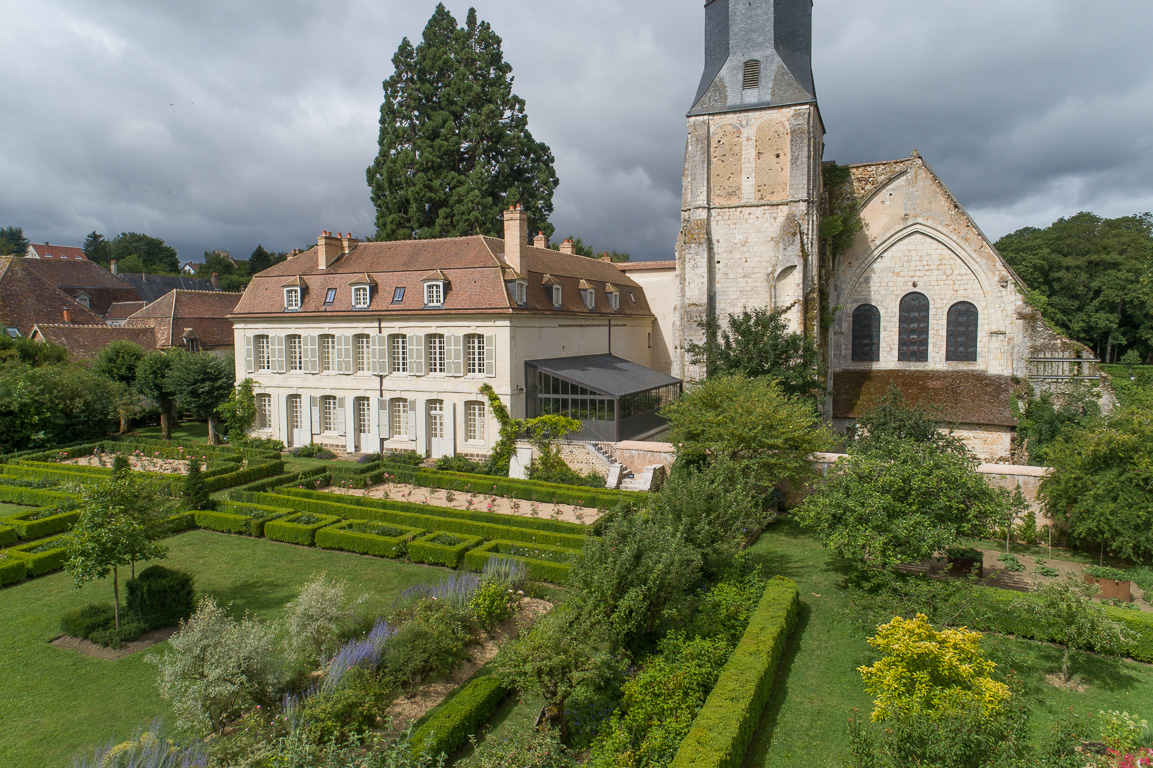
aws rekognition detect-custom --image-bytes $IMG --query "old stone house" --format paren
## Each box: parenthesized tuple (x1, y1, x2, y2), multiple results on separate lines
(230, 209, 678, 458)
(658, 0, 1098, 462)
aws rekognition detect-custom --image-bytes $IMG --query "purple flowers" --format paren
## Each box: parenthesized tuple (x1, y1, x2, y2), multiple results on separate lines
(323, 619, 394, 694)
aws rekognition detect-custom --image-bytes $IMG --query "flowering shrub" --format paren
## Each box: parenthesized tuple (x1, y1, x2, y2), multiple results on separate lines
(468, 580, 518, 630)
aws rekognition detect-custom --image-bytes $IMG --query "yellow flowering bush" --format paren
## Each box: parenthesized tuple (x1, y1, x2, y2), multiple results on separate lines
(859, 613, 1010, 723)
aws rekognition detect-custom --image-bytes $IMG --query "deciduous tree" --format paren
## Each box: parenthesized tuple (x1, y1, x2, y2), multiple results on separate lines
(166, 351, 234, 444)
(110, 232, 180, 274)
(1024, 575, 1134, 682)
(95, 340, 149, 434)
(135, 351, 180, 440)
(366, 4, 557, 241)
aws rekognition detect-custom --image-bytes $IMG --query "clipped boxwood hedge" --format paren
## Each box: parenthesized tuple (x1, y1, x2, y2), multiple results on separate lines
(315, 520, 421, 559)
(229, 466, 330, 495)
(408, 532, 484, 567)
(8, 534, 71, 576)
(462, 540, 575, 584)
(369, 463, 644, 509)
(158, 512, 196, 535)
(0, 525, 16, 548)
(5, 508, 80, 540)
(671, 576, 800, 768)
(0, 485, 79, 507)
(264, 512, 341, 546)
(0, 556, 28, 586)
(197, 501, 292, 537)
(262, 489, 587, 549)
(410, 675, 507, 760)
(126, 565, 195, 630)
(203, 459, 285, 493)
(1, 464, 105, 486)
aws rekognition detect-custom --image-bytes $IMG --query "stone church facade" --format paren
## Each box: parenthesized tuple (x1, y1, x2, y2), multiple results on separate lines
(669, 0, 1100, 462)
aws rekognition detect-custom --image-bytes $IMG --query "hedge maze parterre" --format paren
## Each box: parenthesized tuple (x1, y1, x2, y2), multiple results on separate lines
(0, 441, 623, 589)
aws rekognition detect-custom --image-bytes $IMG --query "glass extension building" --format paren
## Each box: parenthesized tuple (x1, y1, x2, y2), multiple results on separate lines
(525, 354, 682, 442)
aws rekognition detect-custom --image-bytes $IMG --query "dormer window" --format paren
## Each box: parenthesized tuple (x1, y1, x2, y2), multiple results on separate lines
(579, 281, 595, 311)
(506, 279, 528, 307)
(284, 287, 301, 310)
(425, 282, 443, 306)
(349, 274, 377, 309)
(551, 284, 562, 308)
(606, 285, 620, 312)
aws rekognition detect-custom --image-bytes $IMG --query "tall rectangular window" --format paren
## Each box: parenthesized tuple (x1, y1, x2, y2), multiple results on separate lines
(255, 394, 272, 429)
(390, 334, 408, 374)
(466, 334, 485, 375)
(355, 396, 372, 435)
(353, 334, 371, 373)
(428, 400, 444, 439)
(288, 394, 303, 430)
(353, 286, 370, 308)
(465, 401, 486, 442)
(254, 335, 270, 371)
(287, 335, 303, 371)
(319, 335, 335, 372)
(390, 398, 408, 438)
(427, 334, 446, 374)
(284, 288, 300, 310)
(425, 282, 443, 306)
(321, 395, 337, 432)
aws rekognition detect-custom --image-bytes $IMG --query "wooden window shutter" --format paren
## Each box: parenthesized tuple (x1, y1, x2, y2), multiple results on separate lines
(449, 335, 464, 377)
(411, 334, 425, 376)
(244, 335, 254, 374)
(408, 399, 418, 440)
(310, 396, 321, 434)
(377, 398, 389, 438)
(304, 335, 319, 373)
(484, 334, 496, 377)
(271, 336, 286, 373)
(337, 336, 353, 374)
(336, 396, 346, 434)
(371, 335, 388, 375)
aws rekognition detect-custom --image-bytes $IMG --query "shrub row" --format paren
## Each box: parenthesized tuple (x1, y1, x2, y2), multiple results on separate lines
(272, 487, 588, 543)
(4, 508, 80, 540)
(671, 576, 800, 768)
(202, 459, 286, 493)
(0, 525, 15, 547)
(253, 491, 586, 550)
(410, 675, 508, 760)
(264, 512, 341, 546)
(0, 484, 80, 507)
(7, 534, 71, 576)
(315, 520, 422, 559)
(126, 565, 196, 630)
(0, 557, 27, 586)
(1, 464, 101, 485)
(408, 532, 484, 567)
(18, 460, 114, 477)
(195, 501, 292, 537)
(370, 462, 644, 509)
(228, 466, 330, 495)
(462, 540, 574, 584)
(0, 438, 109, 465)
(157, 512, 196, 535)
(105, 437, 280, 463)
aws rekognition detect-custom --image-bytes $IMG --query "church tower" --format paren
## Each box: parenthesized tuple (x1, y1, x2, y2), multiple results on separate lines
(672, 0, 824, 381)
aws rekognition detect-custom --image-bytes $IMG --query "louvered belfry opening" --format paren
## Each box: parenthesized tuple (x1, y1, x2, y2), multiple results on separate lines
(742, 59, 761, 89)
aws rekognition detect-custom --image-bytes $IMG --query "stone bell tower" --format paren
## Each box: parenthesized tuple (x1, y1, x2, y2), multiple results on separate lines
(672, 0, 824, 381)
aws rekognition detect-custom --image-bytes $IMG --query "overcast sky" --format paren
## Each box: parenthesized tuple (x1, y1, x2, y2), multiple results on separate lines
(3, 0, 1152, 263)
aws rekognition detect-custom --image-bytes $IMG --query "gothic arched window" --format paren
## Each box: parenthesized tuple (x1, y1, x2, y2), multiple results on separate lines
(851, 304, 881, 362)
(946, 301, 979, 362)
(898, 292, 930, 362)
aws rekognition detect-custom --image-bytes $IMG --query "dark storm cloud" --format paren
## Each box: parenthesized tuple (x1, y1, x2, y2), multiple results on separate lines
(2, 1, 1152, 264)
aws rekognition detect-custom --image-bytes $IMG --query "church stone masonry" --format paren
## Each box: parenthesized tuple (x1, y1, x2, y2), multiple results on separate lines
(671, 0, 1104, 462)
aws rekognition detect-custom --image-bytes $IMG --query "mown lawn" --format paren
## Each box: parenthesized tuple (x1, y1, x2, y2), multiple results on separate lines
(0, 501, 33, 515)
(741, 520, 1153, 767)
(0, 530, 445, 767)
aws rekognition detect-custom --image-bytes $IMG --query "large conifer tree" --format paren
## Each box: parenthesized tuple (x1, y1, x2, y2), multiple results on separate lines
(366, 5, 558, 241)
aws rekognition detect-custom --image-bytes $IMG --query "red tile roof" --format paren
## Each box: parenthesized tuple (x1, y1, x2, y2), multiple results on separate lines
(124, 290, 241, 349)
(20, 258, 141, 315)
(30, 324, 156, 361)
(0, 257, 105, 336)
(105, 301, 147, 320)
(28, 243, 87, 260)
(232, 235, 654, 319)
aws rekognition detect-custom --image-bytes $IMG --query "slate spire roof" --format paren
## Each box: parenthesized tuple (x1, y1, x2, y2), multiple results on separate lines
(689, 0, 817, 116)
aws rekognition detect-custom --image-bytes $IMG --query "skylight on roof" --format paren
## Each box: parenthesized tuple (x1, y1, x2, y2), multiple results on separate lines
(323, 288, 337, 305)
(5, 327, 21, 339)
(392, 287, 405, 303)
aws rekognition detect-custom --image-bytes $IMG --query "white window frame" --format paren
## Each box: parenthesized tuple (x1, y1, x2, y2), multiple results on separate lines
(551, 284, 562, 308)
(284, 287, 301, 310)
(319, 335, 335, 372)
(389, 334, 408, 374)
(254, 335, 271, 372)
(353, 334, 371, 373)
(323, 287, 337, 305)
(389, 398, 409, 439)
(428, 399, 445, 439)
(255, 394, 272, 430)
(320, 395, 338, 433)
(465, 400, 486, 443)
(425, 281, 444, 306)
(609, 291, 620, 311)
(465, 334, 485, 375)
(355, 396, 372, 435)
(287, 335, 303, 372)
(288, 394, 303, 430)
(352, 285, 370, 308)
(516, 281, 527, 306)
(426, 334, 446, 374)
(582, 288, 596, 310)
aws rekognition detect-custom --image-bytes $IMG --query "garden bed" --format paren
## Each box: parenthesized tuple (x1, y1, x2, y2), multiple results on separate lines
(327, 482, 604, 525)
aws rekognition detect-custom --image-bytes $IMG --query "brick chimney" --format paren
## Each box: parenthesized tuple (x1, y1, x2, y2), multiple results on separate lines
(599, 254, 613, 262)
(110, 259, 118, 275)
(534, 232, 549, 249)
(210, 272, 220, 290)
(503, 205, 528, 273)
(559, 238, 576, 255)
(317, 231, 340, 270)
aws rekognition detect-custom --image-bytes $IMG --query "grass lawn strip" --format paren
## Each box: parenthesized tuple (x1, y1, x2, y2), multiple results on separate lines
(0, 530, 443, 768)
